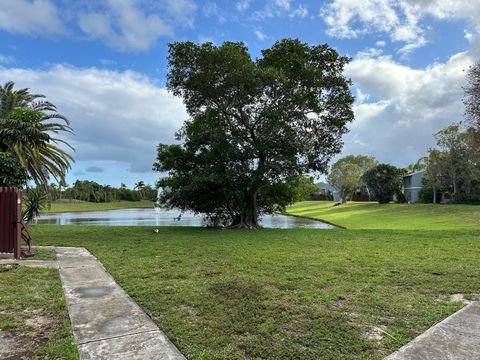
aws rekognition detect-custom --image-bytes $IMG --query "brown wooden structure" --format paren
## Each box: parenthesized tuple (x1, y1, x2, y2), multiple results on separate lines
(0, 187, 22, 259)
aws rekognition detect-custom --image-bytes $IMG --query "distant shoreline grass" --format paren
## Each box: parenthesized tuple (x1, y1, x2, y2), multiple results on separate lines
(287, 201, 480, 230)
(41, 200, 155, 214)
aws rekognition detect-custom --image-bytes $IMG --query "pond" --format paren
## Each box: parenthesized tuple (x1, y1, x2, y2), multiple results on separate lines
(37, 208, 334, 229)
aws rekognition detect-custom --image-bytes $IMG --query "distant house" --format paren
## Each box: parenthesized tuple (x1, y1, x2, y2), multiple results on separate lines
(316, 182, 340, 202)
(403, 170, 426, 203)
(351, 185, 372, 201)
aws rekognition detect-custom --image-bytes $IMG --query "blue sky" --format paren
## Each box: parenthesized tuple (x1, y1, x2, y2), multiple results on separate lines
(0, 0, 479, 188)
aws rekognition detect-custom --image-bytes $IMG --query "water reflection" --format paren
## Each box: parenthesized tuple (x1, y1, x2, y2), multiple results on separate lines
(37, 208, 333, 229)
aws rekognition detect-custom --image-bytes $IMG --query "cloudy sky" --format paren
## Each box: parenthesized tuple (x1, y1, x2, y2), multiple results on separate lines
(1, 0, 479, 187)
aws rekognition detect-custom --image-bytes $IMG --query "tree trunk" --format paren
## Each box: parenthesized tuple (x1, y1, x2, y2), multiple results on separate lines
(228, 189, 260, 228)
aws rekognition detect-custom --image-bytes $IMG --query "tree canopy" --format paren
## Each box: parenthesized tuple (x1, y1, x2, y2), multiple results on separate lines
(154, 39, 354, 227)
(327, 162, 362, 203)
(0, 151, 29, 188)
(464, 62, 480, 128)
(363, 164, 403, 204)
(423, 124, 480, 203)
(327, 154, 377, 202)
(290, 176, 322, 202)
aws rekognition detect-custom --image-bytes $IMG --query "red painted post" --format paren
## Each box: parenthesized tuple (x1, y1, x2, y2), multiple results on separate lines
(0, 187, 22, 258)
(14, 189, 21, 259)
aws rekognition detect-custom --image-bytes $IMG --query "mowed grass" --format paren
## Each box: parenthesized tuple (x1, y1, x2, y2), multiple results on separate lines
(287, 201, 480, 230)
(42, 200, 154, 214)
(21, 247, 57, 260)
(31, 225, 480, 359)
(0, 265, 78, 359)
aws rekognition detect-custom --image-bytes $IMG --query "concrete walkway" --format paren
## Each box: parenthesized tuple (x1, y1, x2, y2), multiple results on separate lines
(385, 301, 480, 359)
(54, 246, 186, 360)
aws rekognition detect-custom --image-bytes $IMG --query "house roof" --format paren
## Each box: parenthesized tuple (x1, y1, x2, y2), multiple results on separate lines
(403, 169, 426, 178)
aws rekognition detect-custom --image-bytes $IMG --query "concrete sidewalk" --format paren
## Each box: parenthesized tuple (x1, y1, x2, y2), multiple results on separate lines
(385, 301, 480, 360)
(55, 246, 186, 360)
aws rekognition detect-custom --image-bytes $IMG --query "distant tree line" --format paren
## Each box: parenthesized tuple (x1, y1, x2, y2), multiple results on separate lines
(47, 180, 157, 203)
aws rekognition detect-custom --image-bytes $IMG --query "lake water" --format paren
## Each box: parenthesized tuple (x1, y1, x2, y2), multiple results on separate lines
(37, 208, 334, 229)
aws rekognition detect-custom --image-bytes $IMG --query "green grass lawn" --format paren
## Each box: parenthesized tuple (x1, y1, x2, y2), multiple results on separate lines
(31, 225, 480, 360)
(287, 201, 480, 230)
(42, 200, 155, 214)
(22, 247, 57, 260)
(0, 265, 78, 359)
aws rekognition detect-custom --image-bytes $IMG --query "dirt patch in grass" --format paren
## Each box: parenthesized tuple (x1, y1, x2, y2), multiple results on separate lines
(0, 267, 78, 359)
(0, 309, 62, 359)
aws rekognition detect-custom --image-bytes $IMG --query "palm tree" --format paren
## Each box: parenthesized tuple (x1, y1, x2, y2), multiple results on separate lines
(134, 181, 145, 189)
(134, 181, 146, 200)
(0, 81, 74, 187)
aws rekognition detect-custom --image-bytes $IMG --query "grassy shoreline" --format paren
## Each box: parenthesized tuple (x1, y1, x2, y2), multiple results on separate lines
(41, 200, 155, 214)
(287, 201, 480, 230)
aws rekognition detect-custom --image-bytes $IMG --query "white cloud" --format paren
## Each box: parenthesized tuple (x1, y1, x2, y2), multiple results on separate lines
(342, 42, 479, 166)
(356, 47, 386, 60)
(251, 0, 299, 20)
(203, 2, 227, 23)
(289, 5, 309, 19)
(322, 0, 399, 38)
(321, 0, 480, 54)
(159, 0, 197, 28)
(0, 54, 15, 64)
(0, 0, 65, 35)
(274, 0, 291, 11)
(254, 30, 267, 41)
(375, 40, 386, 47)
(236, 0, 250, 12)
(0, 64, 188, 173)
(77, 0, 177, 52)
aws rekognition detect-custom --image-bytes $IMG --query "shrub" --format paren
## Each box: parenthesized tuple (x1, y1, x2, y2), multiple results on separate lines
(363, 164, 403, 204)
(0, 152, 29, 188)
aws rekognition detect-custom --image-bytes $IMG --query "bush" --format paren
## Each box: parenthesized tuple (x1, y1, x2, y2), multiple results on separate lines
(418, 186, 443, 203)
(23, 187, 47, 223)
(396, 191, 407, 203)
(363, 164, 403, 204)
(0, 152, 29, 188)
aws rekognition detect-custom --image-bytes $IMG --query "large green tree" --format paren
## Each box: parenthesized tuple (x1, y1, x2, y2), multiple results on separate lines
(0, 81, 74, 187)
(327, 154, 377, 202)
(363, 164, 403, 204)
(291, 176, 321, 202)
(154, 39, 354, 227)
(327, 162, 362, 203)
